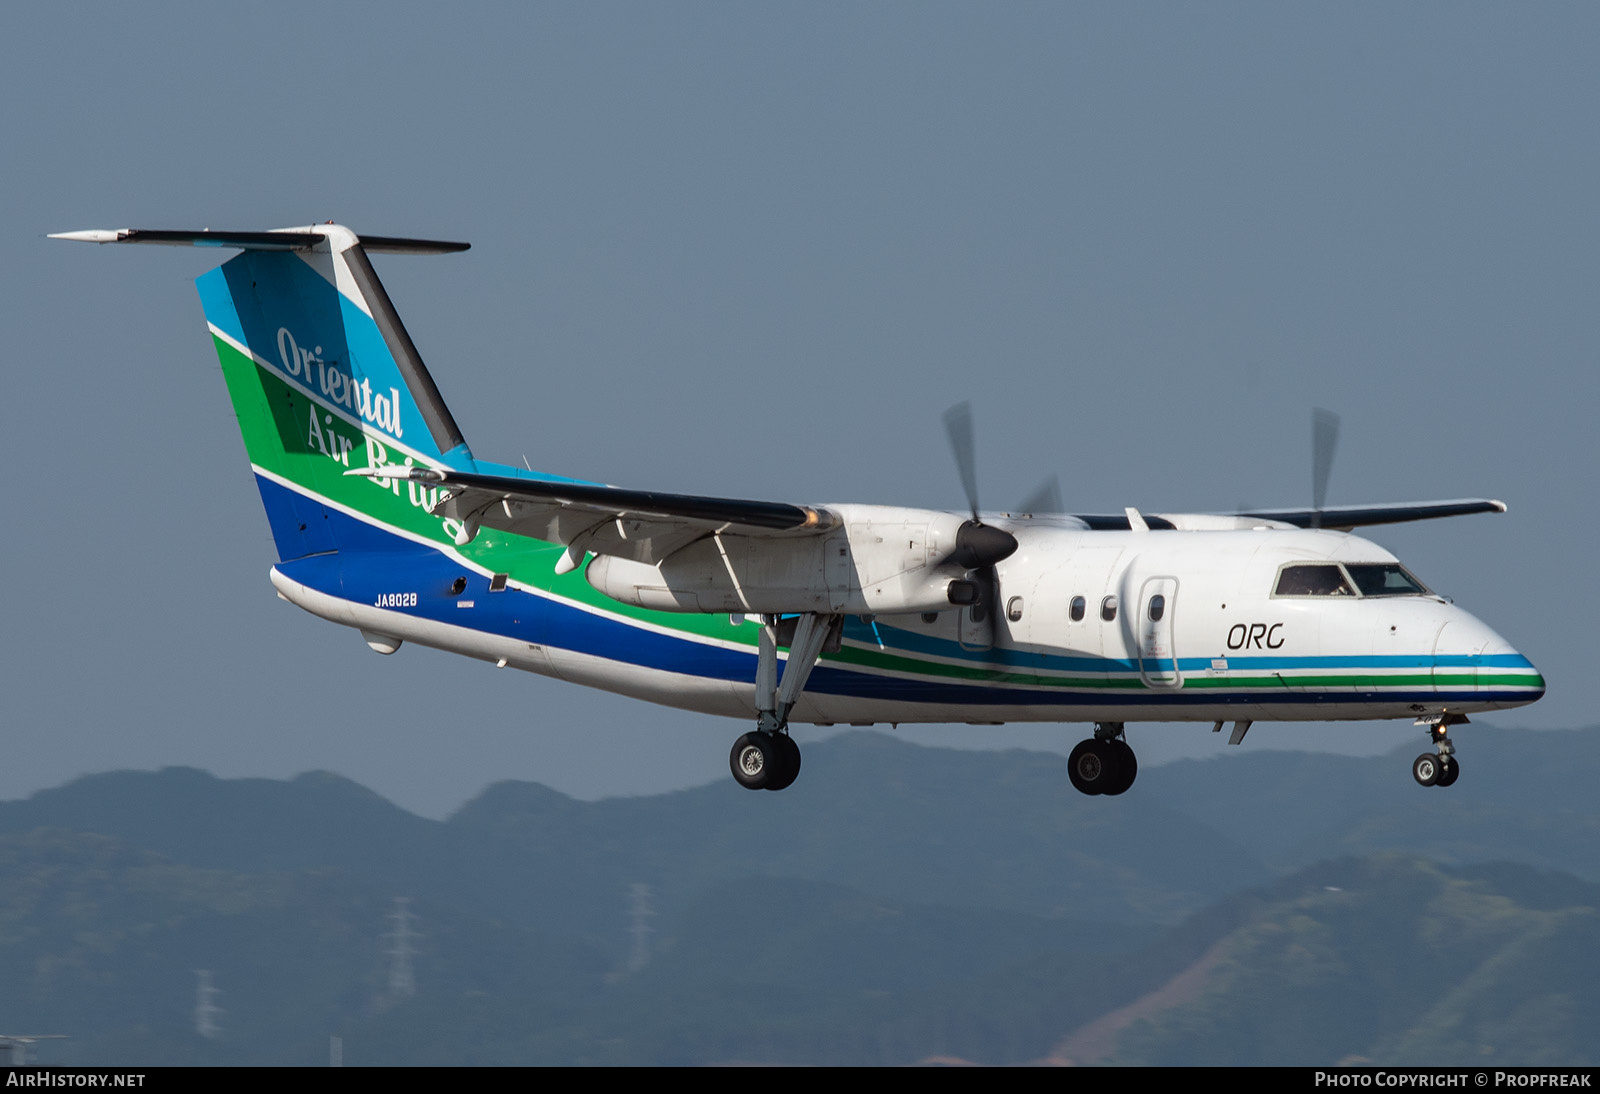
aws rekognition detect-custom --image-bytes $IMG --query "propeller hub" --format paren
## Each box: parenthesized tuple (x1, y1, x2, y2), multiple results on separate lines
(948, 520, 1019, 570)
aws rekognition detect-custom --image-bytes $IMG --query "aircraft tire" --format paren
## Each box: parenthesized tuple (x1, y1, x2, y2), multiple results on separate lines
(763, 734, 802, 792)
(1102, 740, 1138, 796)
(1434, 756, 1459, 788)
(1412, 753, 1441, 787)
(731, 732, 782, 790)
(1068, 739, 1119, 796)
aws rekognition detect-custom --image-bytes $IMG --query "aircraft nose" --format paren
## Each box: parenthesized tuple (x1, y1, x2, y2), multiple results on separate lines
(1437, 612, 1544, 707)
(1482, 637, 1546, 705)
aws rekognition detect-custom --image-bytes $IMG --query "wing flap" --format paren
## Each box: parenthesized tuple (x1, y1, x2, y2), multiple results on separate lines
(411, 468, 832, 532)
(358, 465, 837, 561)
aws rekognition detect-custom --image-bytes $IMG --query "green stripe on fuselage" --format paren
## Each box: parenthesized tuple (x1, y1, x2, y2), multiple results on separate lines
(214, 334, 1542, 699)
(215, 333, 744, 644)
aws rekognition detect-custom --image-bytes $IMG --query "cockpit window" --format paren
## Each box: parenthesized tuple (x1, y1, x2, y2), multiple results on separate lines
(1344, 563, 1429, 597)
(1274, 564, 1354, 597)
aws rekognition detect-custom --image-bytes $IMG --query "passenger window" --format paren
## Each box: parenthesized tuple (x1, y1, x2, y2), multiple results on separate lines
(1101, 595, 1118, 622)
(1148, 594, 1165, 622)
(1006, 596, 1024, 622)
(1069, 596, 1086, 622)
(1274, 564, 1354, 597)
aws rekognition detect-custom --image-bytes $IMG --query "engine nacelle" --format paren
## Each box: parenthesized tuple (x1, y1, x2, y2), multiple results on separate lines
(584, 505, 975, 615)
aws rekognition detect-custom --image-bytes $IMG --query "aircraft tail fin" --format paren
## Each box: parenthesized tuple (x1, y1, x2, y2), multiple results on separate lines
(53, 224, 481, 561)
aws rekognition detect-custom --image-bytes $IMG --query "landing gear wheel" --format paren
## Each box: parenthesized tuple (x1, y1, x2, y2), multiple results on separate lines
(765, 734, 802, 792)
(1416, 714, 1466, 789)
(1068, 739, 1122, 796)
(731, 732, 783, 790)
(1412, 752, 1441, 787)
(1103, 739, 1138, 796)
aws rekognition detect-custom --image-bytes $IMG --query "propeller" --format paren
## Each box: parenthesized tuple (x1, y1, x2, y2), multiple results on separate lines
(1017, 475, 1063, 518)
(1311, 407, 1340, 529)
(943, 402, 981, 522)
(940, 403, 1019, 645)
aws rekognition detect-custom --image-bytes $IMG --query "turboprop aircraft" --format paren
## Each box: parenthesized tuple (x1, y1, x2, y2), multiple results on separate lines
(53, 223, 1545, 795)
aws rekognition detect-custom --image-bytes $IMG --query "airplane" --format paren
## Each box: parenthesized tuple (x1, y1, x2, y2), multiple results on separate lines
(52, 223, 1545, 796)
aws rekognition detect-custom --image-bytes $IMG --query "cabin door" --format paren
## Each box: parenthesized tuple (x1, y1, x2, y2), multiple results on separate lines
(1137, 577, 1182, 688)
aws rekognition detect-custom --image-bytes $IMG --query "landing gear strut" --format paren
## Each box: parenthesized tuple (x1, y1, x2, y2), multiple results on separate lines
(1413, 713, 1466, 788)
(1067, 723, 1138, 796)
(730, 612, 839, 791)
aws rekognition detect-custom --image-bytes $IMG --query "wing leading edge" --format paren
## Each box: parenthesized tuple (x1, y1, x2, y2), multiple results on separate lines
(351, 465, 838, 568)
(1061, 499, 1506, 532)
(362, 460, 1504, 567)
(1233, 499, 1506, 530)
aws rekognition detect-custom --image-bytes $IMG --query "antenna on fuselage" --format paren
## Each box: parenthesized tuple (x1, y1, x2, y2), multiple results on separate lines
(1311, 407, 1341, 529)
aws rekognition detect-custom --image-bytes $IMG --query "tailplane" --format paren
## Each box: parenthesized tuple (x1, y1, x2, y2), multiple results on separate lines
(53, 225, 478, 561)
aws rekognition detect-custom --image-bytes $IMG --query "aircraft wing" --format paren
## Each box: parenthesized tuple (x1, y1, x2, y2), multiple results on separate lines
(1056, 499, 1508, 532)
(353, 465, 837, 567)
(1234, 499, 1506, 530)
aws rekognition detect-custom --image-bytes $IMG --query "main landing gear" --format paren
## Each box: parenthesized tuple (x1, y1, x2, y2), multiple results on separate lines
(729, 612, 841, 792)
(1067, 723, 1138, 796)
(1412, 713, 1466, 788)
(730, 730, 802, 792)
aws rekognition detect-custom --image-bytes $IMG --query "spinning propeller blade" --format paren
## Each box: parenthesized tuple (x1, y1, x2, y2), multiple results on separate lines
(1018, 475, 1063, 517)
(943, 402, 981, 521)
(939, 403, 1019, 647)
(1311, 407, 1341, 528)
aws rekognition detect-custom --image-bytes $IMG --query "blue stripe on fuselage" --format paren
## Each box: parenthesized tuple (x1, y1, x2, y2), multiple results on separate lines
(848, 616, 1535, 673)
(258, 475, 1543, 710)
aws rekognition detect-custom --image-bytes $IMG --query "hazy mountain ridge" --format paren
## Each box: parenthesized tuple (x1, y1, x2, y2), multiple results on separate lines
(1143, 727, 1600, 877)
(1103, 857, 1600, 1066)
(0, 727, 1593, 1065)
(1, 735, 1279, 930)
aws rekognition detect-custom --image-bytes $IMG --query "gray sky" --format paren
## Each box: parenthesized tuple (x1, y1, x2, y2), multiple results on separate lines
(4, 3, 1595, 818)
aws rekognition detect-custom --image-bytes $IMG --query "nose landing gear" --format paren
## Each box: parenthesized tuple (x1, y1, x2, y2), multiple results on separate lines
(1413, 713, 1466, 788)
(1067, 723, 1138, 796)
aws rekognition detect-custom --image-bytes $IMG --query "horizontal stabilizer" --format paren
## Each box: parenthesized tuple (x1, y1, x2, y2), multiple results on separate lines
(49, 228, 469, 254)
(1236, 499, 1506, 530)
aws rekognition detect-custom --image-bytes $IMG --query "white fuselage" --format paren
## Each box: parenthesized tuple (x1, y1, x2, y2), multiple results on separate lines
(273, 512, 1543, 730)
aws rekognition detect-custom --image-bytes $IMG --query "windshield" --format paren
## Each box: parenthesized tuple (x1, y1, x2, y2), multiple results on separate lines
(1274, 561, 1431, 598)
(1343, 563, 1430, 597)
(1274, 564, 1355, 597)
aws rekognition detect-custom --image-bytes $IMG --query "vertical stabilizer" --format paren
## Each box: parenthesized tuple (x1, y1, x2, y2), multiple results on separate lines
(53, 224, 476, 561)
